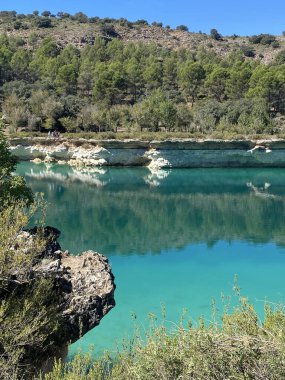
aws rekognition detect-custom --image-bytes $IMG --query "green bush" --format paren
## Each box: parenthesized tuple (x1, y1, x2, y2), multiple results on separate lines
(271, 40, 280, 49)
(134, 19, 149, 26)
(240, 45, 255, 57)
(73, 12, 88, 23)
(249, 33, 276, 45)
(42, 297, 285, 380)
(13, 21, 22, 30)
(35, 17, 52, 28)
(210, 28, 222, 41)
(274, 49, 285, 64)
(176, 25, 189, 32)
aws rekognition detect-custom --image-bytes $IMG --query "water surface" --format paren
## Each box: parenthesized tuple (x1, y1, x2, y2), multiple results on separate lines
(17, 163, 285, 355)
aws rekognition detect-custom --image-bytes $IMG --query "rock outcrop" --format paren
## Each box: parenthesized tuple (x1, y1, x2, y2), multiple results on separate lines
(14, 226, 116, 344)
(9, 137, 285, 168)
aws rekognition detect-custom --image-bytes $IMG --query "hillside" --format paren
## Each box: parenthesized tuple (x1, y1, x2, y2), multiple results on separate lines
(1, 11, 285, 64)
(2, 11, 285, 138)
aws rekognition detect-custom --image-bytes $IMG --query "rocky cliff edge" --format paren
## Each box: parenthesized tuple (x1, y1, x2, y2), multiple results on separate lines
(9, 137, 285, 168)
(13, 226, 116, 344)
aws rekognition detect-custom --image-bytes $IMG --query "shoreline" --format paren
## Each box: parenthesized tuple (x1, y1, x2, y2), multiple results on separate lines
(9, 137, 285, 168)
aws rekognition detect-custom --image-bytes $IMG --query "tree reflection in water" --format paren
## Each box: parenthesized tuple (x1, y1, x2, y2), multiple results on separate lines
(17, 162, 285, 255)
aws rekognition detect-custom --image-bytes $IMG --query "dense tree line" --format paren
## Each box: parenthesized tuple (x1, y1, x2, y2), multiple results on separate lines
(1, 24, 285, 135)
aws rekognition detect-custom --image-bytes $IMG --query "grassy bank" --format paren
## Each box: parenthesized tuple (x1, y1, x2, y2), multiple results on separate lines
(8, 131, 285, 141)
(41, 297, 285, 380)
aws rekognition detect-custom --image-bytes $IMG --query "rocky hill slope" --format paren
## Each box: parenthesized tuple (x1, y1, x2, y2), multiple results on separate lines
(1, 11, 285, 64)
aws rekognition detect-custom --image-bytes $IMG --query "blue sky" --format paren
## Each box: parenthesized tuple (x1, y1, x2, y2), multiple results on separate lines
(1, 0, 285, 36)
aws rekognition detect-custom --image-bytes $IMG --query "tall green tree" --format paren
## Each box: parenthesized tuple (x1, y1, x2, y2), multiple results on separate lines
(143, 57, 163, 91)
(93, 62, 126, 105)
(126, 57, 143, 103)
(56, 64, 78, 95)
(205, 67, 229, 102)
(178, 61, 205, 105)
(10, 49, 32, 80)
(226, 63, 252, 100)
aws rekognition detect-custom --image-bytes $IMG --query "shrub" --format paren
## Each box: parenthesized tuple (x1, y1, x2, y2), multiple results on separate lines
(16, 13, 26, 19)
(152, 21, 163, 27)
(73, 12, 89, 23)
(59, 116, 77, 132)
(89, 16, 100, 24)
(57, 12, 71, 19)
(249, 33, 276, 45)
(271, 40, 280, 49)
(210, 28, 222, 40)
(0, 10, 17, 19)
(134, 19, 149, 26)
(13, 21, 22, 30)
(41, 10, 51, 17)
(42, 298, 285, 380)
(262, 35, 277, 45)
(240, 45, 255, 57)
(176, 25, 189, 32)
(102, 17, 116, 24)
(99, 25, 119, 38)
(274, 49, 285, 64)
(36, 17, 52, 28)
(118, 18, 132, 27)
(249, 35, 262, 44)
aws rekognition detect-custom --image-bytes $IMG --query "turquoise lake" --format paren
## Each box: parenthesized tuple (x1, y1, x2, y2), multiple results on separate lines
(17, 163, 285, 356)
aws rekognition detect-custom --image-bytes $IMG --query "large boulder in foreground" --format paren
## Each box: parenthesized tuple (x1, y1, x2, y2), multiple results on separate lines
(38, 249, 115, 343)
(19, 227, 116, 344)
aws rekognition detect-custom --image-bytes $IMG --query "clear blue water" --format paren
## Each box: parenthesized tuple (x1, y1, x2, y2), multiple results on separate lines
(17, 163, 285, 356)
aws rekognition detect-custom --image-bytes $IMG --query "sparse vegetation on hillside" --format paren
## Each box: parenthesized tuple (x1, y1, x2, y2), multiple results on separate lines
(1, 10, 284, 63)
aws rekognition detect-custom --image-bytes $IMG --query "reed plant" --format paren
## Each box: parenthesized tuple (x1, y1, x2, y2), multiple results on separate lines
(41, 293, 285, 380)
